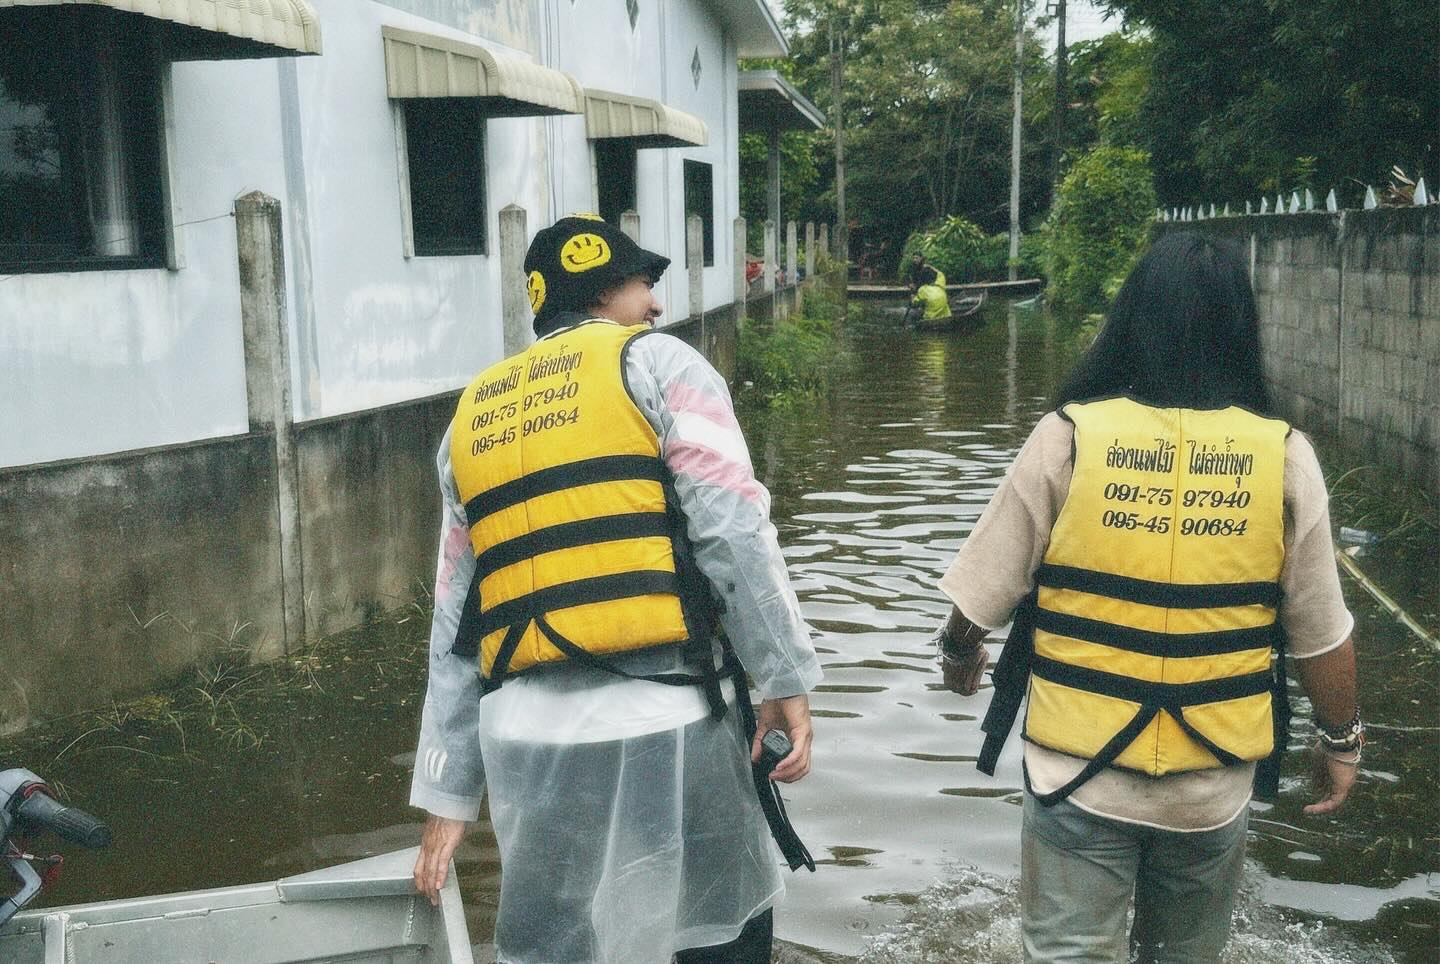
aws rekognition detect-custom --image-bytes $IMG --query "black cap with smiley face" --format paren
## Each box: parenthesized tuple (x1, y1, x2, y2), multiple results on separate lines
(524, 214, 670, 332)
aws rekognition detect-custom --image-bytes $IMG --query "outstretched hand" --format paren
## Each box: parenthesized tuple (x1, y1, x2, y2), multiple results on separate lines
(1304, 746, 1358, 816)
(753, 693, 813, 784)
(941, 643, 989, 696)
(413, 814, 472, 906)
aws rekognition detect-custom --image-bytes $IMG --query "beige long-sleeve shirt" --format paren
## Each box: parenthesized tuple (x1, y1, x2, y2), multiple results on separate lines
(940, 412, 1354, 831)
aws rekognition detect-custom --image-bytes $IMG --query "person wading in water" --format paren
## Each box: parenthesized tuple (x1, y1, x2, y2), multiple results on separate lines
(935, 231, 1362, 962)
(409, 215, 820, 964)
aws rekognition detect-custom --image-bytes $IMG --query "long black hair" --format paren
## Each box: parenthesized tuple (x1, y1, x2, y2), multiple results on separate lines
(1056, 232, 1271, 413)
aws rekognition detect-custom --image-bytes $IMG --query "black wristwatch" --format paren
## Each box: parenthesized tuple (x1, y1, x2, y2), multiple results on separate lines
(935, 623, 981, 663)
(1315, 706, 1364, 754)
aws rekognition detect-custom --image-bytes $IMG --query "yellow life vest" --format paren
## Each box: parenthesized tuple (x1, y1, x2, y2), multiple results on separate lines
(448, 320, 712, 693)
(913, 283, 952, 321)
(1021, 397, 1290, 796)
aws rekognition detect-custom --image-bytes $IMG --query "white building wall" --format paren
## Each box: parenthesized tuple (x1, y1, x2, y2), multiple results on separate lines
(288, 0, 548, 421)
(661, 0, 738, 318)
(0, 0, 757, 468)
(0, 60, 289, 468)
(545, 0, 738, 324)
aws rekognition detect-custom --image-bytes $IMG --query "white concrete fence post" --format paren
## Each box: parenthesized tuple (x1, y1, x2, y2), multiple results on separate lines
(805, 221, 815, 280)
(687, 213, 705, 327)
(786, 220, 798, 288)
(235, 190, 302, 659)
(498, 204, 531, 356)
(818, 222, 829, 262)
(733, 215, 748, 317)
(620, 210, 641, 242)
(763, 220, 777, 296)
(786, 220, 799, 316)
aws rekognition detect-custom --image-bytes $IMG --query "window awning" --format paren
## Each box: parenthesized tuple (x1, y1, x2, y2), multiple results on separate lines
(738, 70, 826, 134)
(584, 89, 706, 149)
(0, 0, 322, 58)
(382, 26, 582, 117)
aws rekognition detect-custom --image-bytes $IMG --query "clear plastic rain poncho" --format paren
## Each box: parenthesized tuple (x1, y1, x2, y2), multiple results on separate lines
(410, 322, 822, 964)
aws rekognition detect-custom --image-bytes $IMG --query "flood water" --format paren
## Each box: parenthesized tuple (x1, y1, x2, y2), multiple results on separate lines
(5, 299, 1437, 962)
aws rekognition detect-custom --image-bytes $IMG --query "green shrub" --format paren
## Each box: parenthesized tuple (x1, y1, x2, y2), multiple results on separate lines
(1016, 228, 1049, 280)
(902, 216, 1010, 284)
(736, 313, 839, 408)
(1046, 145, 1157, 314)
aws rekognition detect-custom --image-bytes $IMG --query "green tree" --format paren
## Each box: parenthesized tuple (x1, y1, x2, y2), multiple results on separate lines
(1047, 145, 1156, 313)
(777, 0, 1054, 274)
(1062, 29, 1153, 155)
(1097, 0, 1438, 205)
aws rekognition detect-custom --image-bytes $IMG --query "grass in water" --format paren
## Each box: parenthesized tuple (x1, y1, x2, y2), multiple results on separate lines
(736, 275, 847, 409)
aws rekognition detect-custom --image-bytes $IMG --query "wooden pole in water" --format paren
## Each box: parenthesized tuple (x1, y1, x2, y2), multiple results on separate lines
(1050, 0, 1067, 194)
(733, 215, 748, 318)
(830, 15, 848, 275)
(1008, 0, 1026, 282)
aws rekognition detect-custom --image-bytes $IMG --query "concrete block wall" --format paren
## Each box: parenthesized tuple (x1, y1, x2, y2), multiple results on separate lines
(1155, 206, 1437, 492)
(0, 437, 285, 732)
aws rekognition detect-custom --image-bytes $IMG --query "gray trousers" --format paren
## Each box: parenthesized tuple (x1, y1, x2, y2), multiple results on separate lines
(1021, 793, 1248, 963)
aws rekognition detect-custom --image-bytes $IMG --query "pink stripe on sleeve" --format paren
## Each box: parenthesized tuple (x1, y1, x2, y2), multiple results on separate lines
(434, 522, 472, 603)
(664, 379, 741, 430)
(669, 439, 765, 502)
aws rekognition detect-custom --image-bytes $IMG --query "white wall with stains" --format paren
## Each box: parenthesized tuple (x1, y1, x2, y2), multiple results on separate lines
(0, 0, 757, 468)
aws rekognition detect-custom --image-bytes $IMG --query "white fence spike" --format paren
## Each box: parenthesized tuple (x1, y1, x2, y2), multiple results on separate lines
(1209, 203, 1217, 218)
(1326, 188, 1338, 212)
(1223, 203, 1231, 216)
(1276, 193, 1285, 212)
(1304, 188, 1315, 211)
(1197, 205, 1206, 220)
(1363, 186, 1378, 209)
(1260, 197, 1270, 214)
(1288, 191, 1301, 213)
(1245, 200, 1253, 215)
(1415, 178, 1430, 205)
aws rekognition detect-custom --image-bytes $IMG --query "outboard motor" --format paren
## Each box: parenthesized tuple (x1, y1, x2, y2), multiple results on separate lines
(0, 768, 111, 928)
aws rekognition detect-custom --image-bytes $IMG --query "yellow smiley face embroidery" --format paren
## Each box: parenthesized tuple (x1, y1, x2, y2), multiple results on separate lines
(560, 233, 612, 273)
(527, 270, 547, 312)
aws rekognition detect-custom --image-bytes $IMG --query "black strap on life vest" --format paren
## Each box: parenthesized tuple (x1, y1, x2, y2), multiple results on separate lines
(1253, 624, 1290, 800)
(1024, 654, 1273, 807)
(474, 512, 674, 583)
(481, 615, 728, 723)
(977, 591, 1038, 777)
(462, 454, 666, 527)
(977, 590, 1290, 807)
(729, 656, 816, 873)
(1034, 563, 1282, 609)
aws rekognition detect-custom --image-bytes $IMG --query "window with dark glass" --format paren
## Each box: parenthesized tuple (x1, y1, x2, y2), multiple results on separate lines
(404, 99, 487, 257)
(0, 13, 165, 274)
(682, 159, 713, 267)
(595, 140, 637, 225)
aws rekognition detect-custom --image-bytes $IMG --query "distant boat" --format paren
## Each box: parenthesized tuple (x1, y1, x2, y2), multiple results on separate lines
(906, 290, 987, 330)
(0, 849, 473, 964)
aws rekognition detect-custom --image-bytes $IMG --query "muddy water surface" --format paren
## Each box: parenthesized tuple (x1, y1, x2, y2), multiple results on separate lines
(6, 299, 1436, 963)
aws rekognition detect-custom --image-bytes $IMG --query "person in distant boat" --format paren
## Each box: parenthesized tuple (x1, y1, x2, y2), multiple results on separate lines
(934, 232, 1361, 962)
(903, 251, 931, 286)
(408, 215, 820, 964)
(909, 265, 952, 324)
